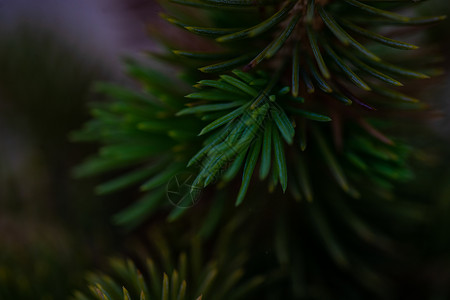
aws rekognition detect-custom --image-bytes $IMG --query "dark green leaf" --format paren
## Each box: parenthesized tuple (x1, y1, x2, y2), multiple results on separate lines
(271, 106, 295, 144)
(272, 127, 287, 192)
(259, 122, 272, 180)
(236, 138, 262, 206)
(307, 26, 330, 79)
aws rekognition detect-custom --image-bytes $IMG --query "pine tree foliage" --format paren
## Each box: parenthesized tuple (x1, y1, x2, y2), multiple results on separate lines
(74, 0, 444, 228)
(72, 61, 206, 228)
(159, 0, 443, 203)
(73, 224, 264, 300)
(74, 257, 249, 300)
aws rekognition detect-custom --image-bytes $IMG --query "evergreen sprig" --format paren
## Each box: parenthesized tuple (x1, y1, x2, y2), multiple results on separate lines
(72, 60, 206, 228)
(184, 69, 332, 204)
(73, 229, 264, 300)
(74, 0, 444, 228)
(163, 0, 443, 103)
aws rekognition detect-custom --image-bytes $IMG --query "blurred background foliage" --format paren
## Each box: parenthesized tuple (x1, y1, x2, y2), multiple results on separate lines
(0, 0, 449, 299)
(0, 17, 116, 300)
